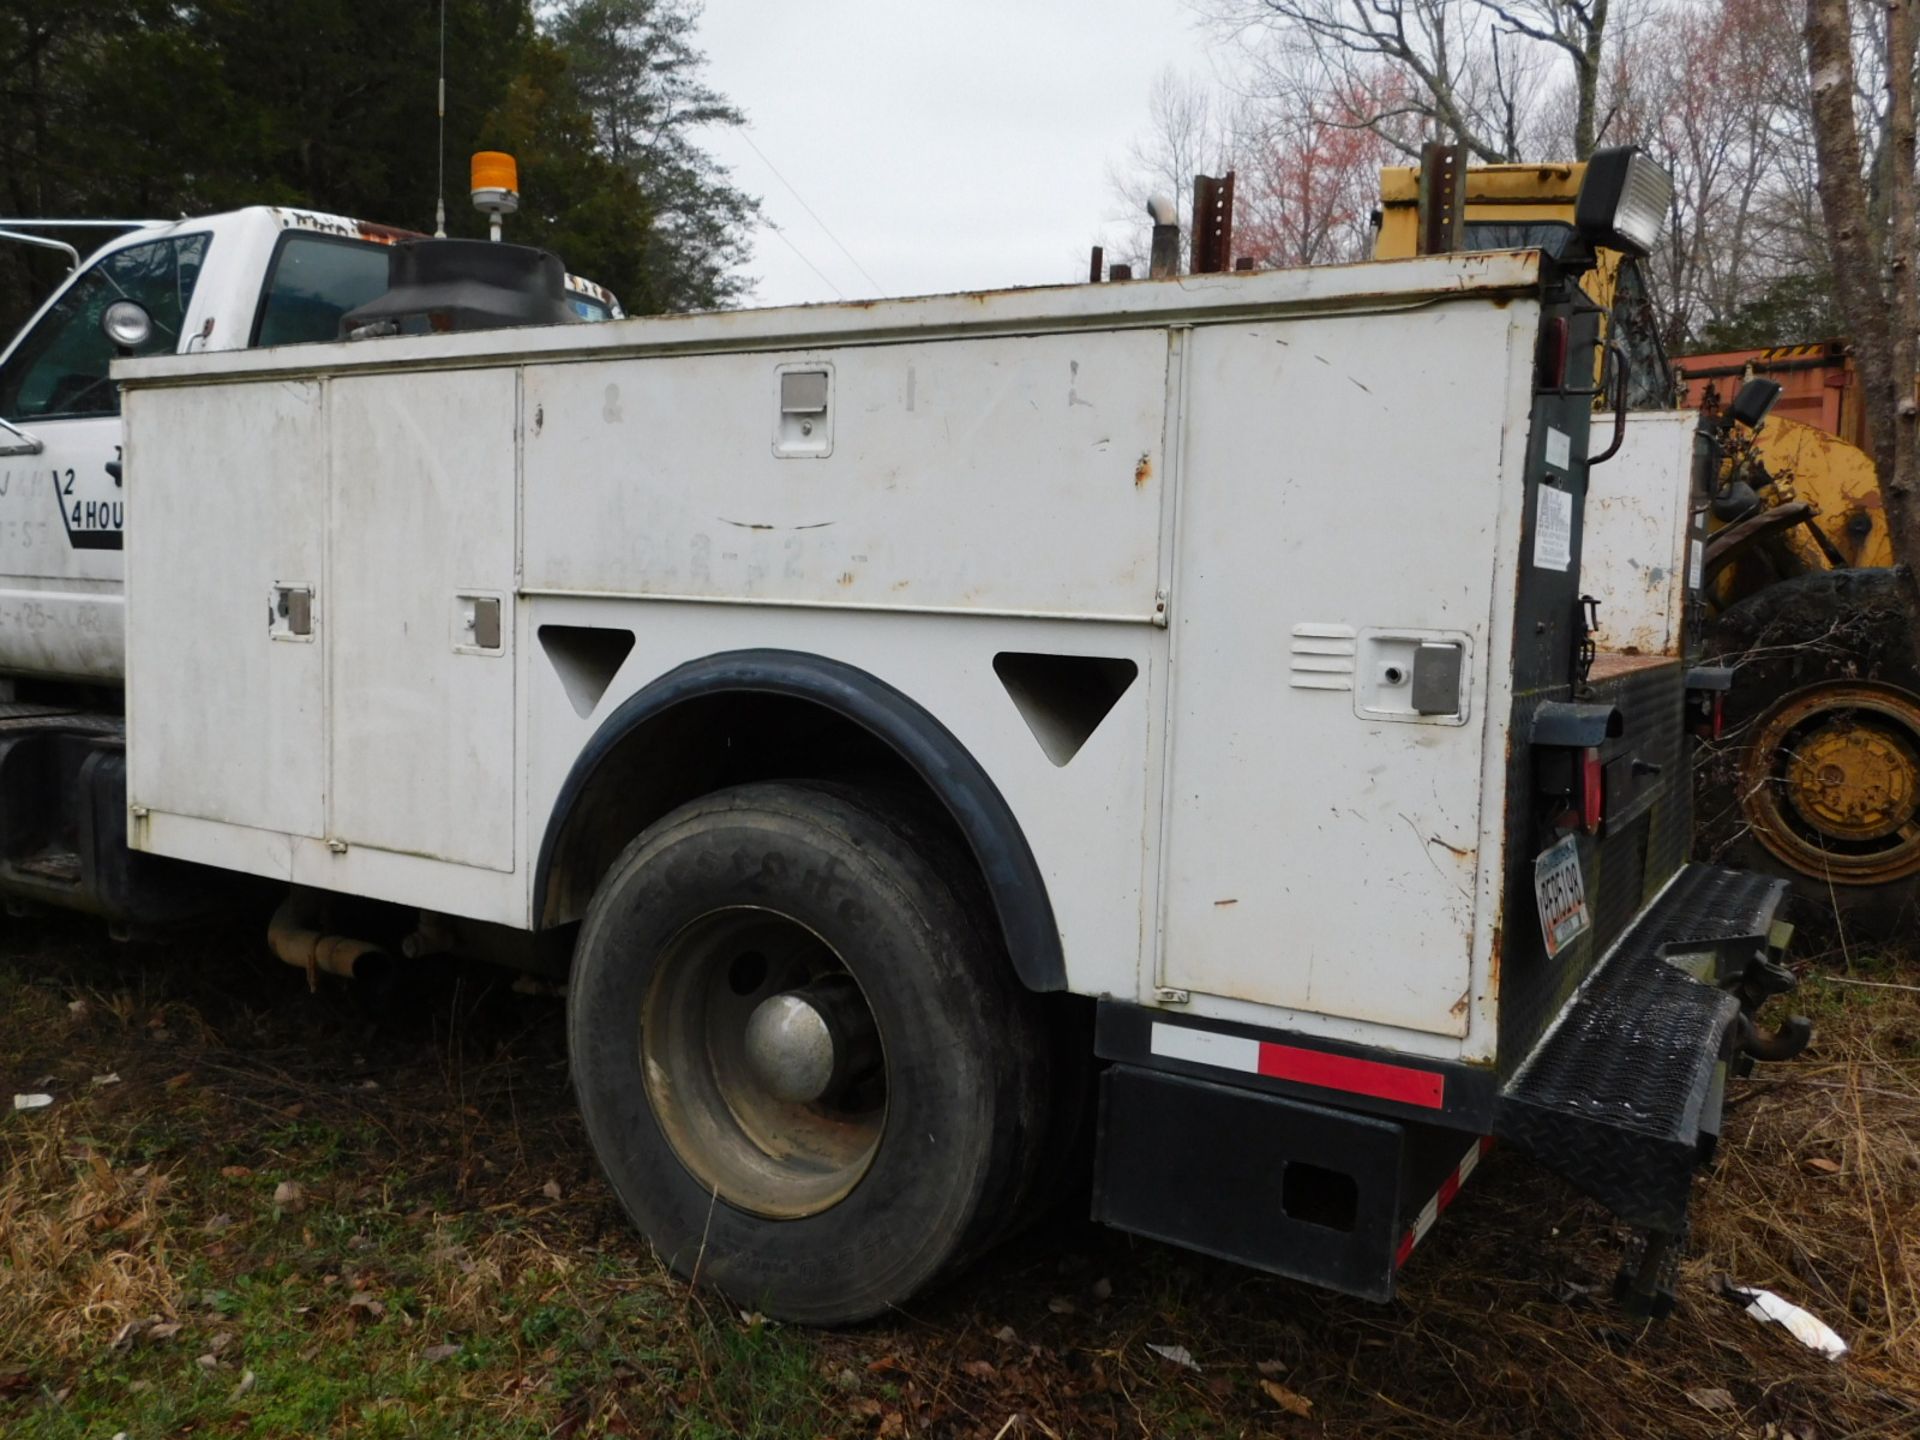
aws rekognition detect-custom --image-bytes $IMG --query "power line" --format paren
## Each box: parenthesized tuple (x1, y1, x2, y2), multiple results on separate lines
(762, 220, 846, 300)
(739, 130, 885, 296)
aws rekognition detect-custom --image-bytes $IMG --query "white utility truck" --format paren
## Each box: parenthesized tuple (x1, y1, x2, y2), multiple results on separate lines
(74, 149, 1822, 1324)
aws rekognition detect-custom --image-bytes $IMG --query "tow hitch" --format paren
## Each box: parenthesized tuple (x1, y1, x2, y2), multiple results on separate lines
(1729, 945, 1812, 1064)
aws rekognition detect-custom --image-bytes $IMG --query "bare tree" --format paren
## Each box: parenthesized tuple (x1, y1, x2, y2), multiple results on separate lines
(1604, 0, 1809, 346)
(1468, 0, 1610, 154)
(1804, 0, 1920, 624)
(1206, 0, 1620, 159)
(1235, 82, 1393, 265)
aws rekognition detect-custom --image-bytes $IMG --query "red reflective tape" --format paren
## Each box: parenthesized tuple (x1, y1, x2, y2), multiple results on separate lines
(1395, 1137, 1494, 1271)
(1254, 1042, 1446, 1109)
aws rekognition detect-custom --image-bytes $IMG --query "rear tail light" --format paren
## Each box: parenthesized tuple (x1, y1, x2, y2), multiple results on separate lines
(1579, 746, 1605, 832)
(1703, 692, 1726, 741)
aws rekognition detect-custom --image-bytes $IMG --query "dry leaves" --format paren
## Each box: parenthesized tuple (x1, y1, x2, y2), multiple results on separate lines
(1259, 1378, 1314, 1417)
(347, 1291, 386, 1323)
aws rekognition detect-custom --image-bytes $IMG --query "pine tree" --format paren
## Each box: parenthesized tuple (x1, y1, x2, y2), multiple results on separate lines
(541, 0, 756, 310)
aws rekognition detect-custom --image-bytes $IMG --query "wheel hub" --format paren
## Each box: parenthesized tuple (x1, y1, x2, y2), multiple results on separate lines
(1782, 718, 1919, 840)
(1744, 681, 1920, 885)
(641, 909, 887, 1219)
(744, 992, 838, 1103)
(742, 979, 880, 1105)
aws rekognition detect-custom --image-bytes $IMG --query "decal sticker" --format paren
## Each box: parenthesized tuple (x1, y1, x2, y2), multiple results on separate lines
(1544, 426, 1572, 471)
(1533, 484, 1573, 572)
(51, 461, 124, 551)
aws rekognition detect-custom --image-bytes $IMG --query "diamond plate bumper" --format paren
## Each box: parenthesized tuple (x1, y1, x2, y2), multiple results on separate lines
(1494, 864, 1789, 1232)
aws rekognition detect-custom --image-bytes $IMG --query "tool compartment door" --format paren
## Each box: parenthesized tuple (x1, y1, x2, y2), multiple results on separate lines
(125, 380, 328, 838)
(325, 369, 517, 872)
(1159, 305, 1522, 1037)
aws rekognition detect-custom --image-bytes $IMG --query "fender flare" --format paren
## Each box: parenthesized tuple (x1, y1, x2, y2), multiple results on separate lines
(532, 648, 1067, 992)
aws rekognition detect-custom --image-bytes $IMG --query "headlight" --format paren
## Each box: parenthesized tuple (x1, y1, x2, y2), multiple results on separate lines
(1573, 146, 1673, 258)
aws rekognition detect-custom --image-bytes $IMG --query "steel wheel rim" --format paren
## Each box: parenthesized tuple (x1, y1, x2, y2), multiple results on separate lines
(641, 906, 887, 1219)
(1743, 681, 1920, 885)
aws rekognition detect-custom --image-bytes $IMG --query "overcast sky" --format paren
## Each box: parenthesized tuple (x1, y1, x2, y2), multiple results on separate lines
(695, 2, 1220, 308)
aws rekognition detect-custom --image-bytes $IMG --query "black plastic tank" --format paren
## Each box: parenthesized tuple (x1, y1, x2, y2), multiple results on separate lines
(338, 238, 581, 338)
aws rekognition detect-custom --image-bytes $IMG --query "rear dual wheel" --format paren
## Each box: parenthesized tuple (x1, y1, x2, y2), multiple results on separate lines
(568, 781, 1055, 1325)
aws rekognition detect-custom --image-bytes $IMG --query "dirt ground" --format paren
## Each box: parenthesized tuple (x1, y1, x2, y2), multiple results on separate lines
(1, 912, 1916, 1439)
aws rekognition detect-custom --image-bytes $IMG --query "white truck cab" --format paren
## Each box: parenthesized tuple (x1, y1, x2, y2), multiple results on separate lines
(0, 207, 620, 680)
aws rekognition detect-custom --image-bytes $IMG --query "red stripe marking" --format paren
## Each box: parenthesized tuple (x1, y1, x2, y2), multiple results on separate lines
(1396, 1138, 1496, 1270)
(1254, 1042, 1446, 1109)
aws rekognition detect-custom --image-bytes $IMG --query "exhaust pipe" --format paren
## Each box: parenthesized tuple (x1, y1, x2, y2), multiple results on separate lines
(1146, 195, 1180, 279)
(268, 898, 394, 992)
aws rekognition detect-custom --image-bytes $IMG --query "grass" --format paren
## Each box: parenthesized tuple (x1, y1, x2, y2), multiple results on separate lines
(1, 911, 1917, 1438)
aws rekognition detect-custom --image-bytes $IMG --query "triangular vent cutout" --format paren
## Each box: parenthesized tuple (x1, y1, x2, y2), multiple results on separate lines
(993, 652, 1138, 767)
(539, 624, 636, 719)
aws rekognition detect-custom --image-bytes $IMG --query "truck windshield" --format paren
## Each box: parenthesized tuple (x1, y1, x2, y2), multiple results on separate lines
(1463, 221, 1574, 257)
(0, 232, 208, 421)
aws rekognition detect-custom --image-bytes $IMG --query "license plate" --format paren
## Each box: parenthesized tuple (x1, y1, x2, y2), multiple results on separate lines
(1534, 835, 1591, 958)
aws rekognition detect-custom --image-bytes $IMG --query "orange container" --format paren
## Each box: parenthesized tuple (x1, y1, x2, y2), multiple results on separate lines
(1673, 341, 1862, 449)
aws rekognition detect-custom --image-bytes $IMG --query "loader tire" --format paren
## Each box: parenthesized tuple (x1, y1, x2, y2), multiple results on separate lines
(1699, 567, 1920, 935)
(567, 780, 1052, 1325)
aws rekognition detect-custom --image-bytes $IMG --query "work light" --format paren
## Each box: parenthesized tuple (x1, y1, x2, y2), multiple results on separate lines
(1573, 146, 1673, 259)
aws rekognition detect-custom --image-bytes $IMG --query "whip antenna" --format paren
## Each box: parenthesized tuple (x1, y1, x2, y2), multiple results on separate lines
(434, 0, 448, 237)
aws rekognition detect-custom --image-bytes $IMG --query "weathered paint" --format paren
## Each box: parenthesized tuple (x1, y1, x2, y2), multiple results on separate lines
(1749, 416, 1891, 570)
(1675, 341, 1864, 452)
(1581, 411, 1696, 656)
(123, 251, 1547, 1065)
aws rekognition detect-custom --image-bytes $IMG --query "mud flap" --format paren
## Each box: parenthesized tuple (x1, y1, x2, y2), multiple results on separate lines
(1092, 1065, 1483, 1301)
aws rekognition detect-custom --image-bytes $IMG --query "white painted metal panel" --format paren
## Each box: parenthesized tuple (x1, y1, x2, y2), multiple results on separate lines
(1159, 303, 1531, 1036)
(120, 252, 1544, 386)
(125, 380, 327, 837)
(521, 331, 1169, 618)
(523, 598, 1158, 1009)
(326, 369, 518, 871)
(1583, 410, 1696, 657)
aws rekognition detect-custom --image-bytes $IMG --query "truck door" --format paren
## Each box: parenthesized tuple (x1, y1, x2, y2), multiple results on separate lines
(0, 232, 209, 578)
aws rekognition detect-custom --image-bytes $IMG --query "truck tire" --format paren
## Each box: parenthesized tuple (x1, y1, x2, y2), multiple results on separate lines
(567, 780, 1052, 1325)
(1700, 567, 1920, 934)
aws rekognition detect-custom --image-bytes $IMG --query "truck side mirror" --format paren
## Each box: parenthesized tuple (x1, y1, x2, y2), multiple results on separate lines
(101, 299, 153, 354)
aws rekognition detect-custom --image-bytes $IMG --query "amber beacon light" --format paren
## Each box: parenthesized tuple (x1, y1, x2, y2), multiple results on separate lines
(470, 151, 520, 241)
